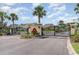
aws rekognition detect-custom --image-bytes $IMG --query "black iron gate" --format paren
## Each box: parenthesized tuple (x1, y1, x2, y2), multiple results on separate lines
(42, 25, 71, 37)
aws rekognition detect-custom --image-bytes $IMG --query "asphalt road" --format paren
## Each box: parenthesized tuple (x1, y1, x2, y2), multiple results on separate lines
(0, 35, 69, 55)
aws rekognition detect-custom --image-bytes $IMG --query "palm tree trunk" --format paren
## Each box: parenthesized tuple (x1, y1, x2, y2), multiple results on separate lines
(38, 16, 42, 36)
(12, 20, 14, 35)
(38, 16, 40, 24)
(0, 16, 4, 33)
(1, 16, 4, 24)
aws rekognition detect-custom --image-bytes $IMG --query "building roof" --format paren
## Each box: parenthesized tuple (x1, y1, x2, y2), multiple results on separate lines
(9, 24, 20, 28)
(43, 24, 54, 28)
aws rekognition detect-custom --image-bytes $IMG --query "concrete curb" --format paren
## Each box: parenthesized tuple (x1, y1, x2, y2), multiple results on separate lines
(67, 38, 77, 55)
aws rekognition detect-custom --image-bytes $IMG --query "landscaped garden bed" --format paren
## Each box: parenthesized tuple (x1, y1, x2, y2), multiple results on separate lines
(20, 27, 39, 39)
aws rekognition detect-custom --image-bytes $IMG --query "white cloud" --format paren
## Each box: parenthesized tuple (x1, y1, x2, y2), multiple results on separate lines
(32, 3, 41, 7)
(57, 16, 71, 23)
(15, 16, 31, 24)
(47, 11, 61, 18)
(64, 13, 70, 17)
(47, 4, 66, 19)
(0, 6, 11, 12)
(53, 5, 66, 12)
(58, 16, 65, 20)
(18, 16, 38, 24)
(0, 5, 29, 17)
(49, 3, 62, 8)
(57, 15, 78, 23)
(9, 7, 29, 15)
(4, 3, 16, 6)
(21, 16, 31, 20)
(32, 16, 38, 22)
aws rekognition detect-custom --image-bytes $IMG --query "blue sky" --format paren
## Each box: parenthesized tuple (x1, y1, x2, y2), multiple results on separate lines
(0, 3, 78, 25)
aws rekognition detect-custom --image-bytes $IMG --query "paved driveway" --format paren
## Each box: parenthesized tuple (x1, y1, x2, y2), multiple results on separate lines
(0, 35, 69, 55)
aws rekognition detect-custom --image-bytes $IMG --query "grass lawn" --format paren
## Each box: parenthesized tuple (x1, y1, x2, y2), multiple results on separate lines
(72, 43, 79, 54)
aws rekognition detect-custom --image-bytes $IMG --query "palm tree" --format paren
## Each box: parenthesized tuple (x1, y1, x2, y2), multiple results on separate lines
(10, 13, 18, 34)
(33, 5, 46, 24)
(0, 11, 10, 34)
(74, 4, 79, 14)
(0, 11, 7, 23)
(74, 4, 79, 34)
(33, 5, 46, 36)
(74, 4, 79, 22)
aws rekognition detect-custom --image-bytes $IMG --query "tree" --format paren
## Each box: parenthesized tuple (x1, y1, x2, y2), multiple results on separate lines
(0, 11, 10, 34)
(33, 5, 46, 24)
(74, 4, 79, 23)
(33, 5, 46, 36)
(58, 20, 66, 32)
(74, 4, 79, 14)
(74, 4, 79, 34)
(10, 13, 18, 34)
(0, 11, 9, 23)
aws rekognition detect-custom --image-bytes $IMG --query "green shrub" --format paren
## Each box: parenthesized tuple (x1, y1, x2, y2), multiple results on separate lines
(21, 28, 39, 39)
(0, 33, 6, 36)
(71, 33, 79, 42)
(0, 33, 3, 36)
(22, 34, 32, 39)
(21, 32, 31, 38)
(21, 32, 33, 39)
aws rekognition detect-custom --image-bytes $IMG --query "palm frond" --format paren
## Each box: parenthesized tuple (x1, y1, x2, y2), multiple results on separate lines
(74, 4, 79, 14)
(77, 3, 79, 7)
(33, 5, 46, 17)
(74, 8, 78, 11)
(10, 13, 18, 20)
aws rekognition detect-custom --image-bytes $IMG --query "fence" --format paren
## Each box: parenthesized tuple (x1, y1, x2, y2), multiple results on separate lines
(42, 26, 71, 37)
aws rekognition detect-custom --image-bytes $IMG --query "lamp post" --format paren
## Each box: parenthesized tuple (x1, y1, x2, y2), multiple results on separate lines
(54, 26, 55, 36)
